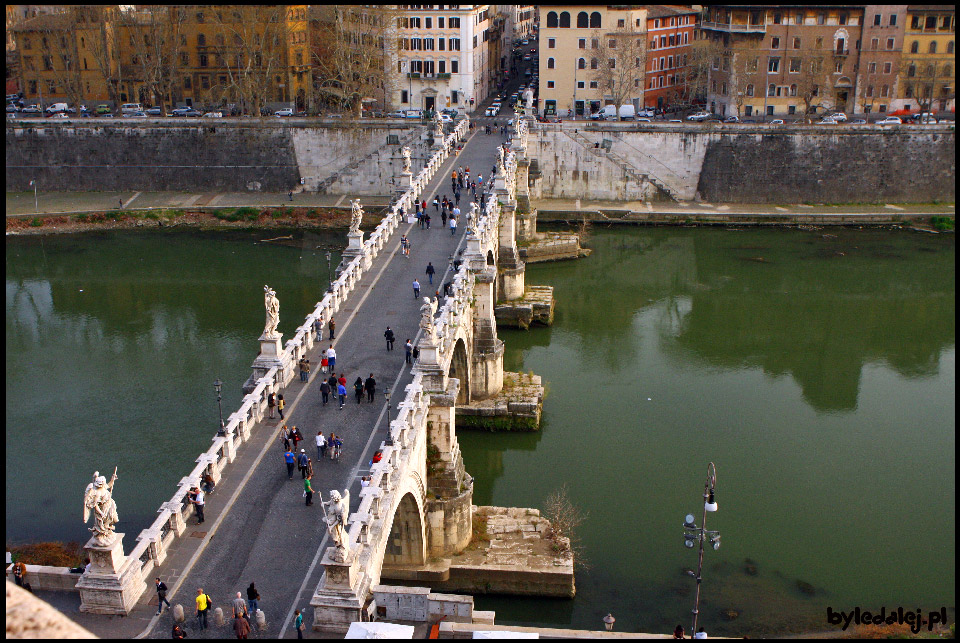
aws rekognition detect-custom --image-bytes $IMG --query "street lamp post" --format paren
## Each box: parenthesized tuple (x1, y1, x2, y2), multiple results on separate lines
(29, 180, 37, 213)
(384, 389, 393, 446)
(682, 462, 720, 637)
(214, 378, 225, 436)
(325, 251, 333, 292)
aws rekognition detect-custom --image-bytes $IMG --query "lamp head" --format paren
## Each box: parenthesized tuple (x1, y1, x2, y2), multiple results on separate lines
(705, 489, 718, 512)
(214, 378, 222, 393)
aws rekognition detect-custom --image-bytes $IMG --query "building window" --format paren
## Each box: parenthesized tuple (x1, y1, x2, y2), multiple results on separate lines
(907, 63, 916, 77)
(425, 17, 431, 28)
(548, 38, 555, 48)
(577, 81, 585, 88)
(609, 39, 616, 48)
(618, 19, 625, 28)
(886, 38, 895, 50)
(438, 17, 444, 28)
(589, 81, 598, 88)
(889, 14, 897, 26)
(183, 76, 192, 89)
(559, 12, 570, 28)
(794, 37, 802, 49)
(721, 82, 727, 95)
(590, 58, 598, 70)
(547, 81, 554, 88)
(874, 13, 882, 26)
(198, 33, 206, 46)
(578, 57, 585, 69)
(774, 13, 782, 24)
(546, 11, 558, 28)
(768, 83, 776, 96)
(745, 105, 753, 116)
(746, 83, 754, 96)
(879, 103, 887, 112)
(401, 90, 408, 103)
(591, 38, 599, 49)
(905, 84, 914, 98)
(929, 41, 937, 53)
(548, 57, 555, 69)
(866, 85, 874, 97)
(840, 13, 848, 25)
(771, 37, 780, 49)
(579, 38, 586, 49)
(450, 17, 460, 28)
(577, 11, 588, 28)
(884, 62, 892, 74)
(788, 105, 796, 114)
(910, 41, 919, 53)
(767, 105, 774, 115)
(768, 57, 780, 73)
(949, 41, 955, 54)
(650, 39, 656, 50)
(816, 37, 823, 49)
(871, 38, 879, 50)
(868, 62, 876, 73)
(608, 58, 615, 69)
(590, 12, 601, 28)
(881, 85, 889, 97)
(451, 59, 458, 73)
(201, 76, 210, 90)
(180, 52, 189, 65)
(817, 13, 825, 26)
(199, 53, 208, 67)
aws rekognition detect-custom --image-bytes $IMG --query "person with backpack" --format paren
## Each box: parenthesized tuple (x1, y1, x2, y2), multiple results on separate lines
(294, 609, 304, 639)
(267, 392, 276, 419)
(298, 449, 309, 479)
(195, 588, 212, 630)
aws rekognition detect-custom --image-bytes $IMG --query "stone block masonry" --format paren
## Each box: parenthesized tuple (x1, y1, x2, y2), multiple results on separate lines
(5, 120, 426, 195)
(529, 123, 955, 204)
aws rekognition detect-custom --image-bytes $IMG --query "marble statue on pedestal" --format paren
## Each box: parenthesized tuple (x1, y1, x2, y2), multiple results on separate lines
(263, 285, 280, 339)
(496, 145, 506, 176)
(322, 490, 352, 562)
(349, 199, 364, 235)
(468, 203, 480, 237)
(420, 296, 438, 343)
(434, 111, 445, 140)
(401, 146, 412, 174)
(83, 468, 119, 545)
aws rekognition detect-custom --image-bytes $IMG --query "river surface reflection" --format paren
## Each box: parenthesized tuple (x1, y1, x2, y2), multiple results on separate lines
(4, 226, 954, 636)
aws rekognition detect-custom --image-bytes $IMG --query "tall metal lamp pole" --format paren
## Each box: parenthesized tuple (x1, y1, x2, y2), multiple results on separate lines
(214, 378, 225, 436)
(682, 462, 720, 637)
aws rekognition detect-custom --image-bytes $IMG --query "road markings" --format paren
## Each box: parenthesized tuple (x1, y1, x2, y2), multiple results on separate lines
(884, 204, 904, 211)
(123, 192, 141, 208)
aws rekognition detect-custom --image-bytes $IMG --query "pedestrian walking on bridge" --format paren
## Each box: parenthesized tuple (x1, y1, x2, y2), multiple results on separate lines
(246, 583, 260, 616)
(277, 393, 285, 419)
(326, 345, 337, 371)
(354, 377, 365, 404)
(320, 379, 331, 405)
(298, 449, 309, 478)
(328, 317, 336, 340)
(426, 262, 436, 285)
(413, 279, 421, 298)
(284, 449, 296, 479)
(365, 374, 377, 402)
(338, 382, 347, 409)
(450, 215, 457, 235)
(304, 474, 314, 507)
(405, 339, 413, 364)
(384, 326, 395, 350)
(316, 431, 327, 459)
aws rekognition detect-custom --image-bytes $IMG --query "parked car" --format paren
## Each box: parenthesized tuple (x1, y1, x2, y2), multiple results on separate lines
(818, 117, 838, 124)
(769, 119, 785, 125)
(441, 108, 458, 116)
(521, 39, 529, 46)
(826, 112, 847, 122)
(635, 117, 652, 123)
(404, 109, 422, 119)
(910, 113, 938, 124)
(686, 110, 712, 122)
(438, 113, 453, 123)
(184, 109, 203, 117)
(47, 112, 69, 118)
(849, 119, 867, 125)
(120, 103, 143, 114)
(723, 115, 740, 123)
(20, 105, 42, 114)
(45, 102, 69, 114)
(121, 111, 148, 118)
(202, 111, 223, 118)
(95, 104, 111, 115)
(485, 106, 499, 117)
(386, 110, 406, 118)
(5, 104, 19, 113)
(146, 107, 164, 116)
(876, 116, 902, 125)
(274, 108, 294, 117)
(637, 107, 655, 118)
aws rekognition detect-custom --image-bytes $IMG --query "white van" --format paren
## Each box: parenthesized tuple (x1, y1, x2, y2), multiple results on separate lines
(590, 104, 636, 121)
(404, 109, 423, 119)
(44, 102, 69, 114)
(120, 103, 143, 114)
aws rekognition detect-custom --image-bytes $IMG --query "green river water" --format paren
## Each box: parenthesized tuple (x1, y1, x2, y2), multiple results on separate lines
(5, 226, 954, 636)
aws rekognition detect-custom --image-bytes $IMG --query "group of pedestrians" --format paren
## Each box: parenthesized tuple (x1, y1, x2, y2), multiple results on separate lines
(165, 582, 287, 639)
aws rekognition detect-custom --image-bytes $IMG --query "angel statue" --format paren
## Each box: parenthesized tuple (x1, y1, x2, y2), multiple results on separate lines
(468, 203, 480, 237)
(496, 145, 506, 175)
(83, 468, 119, 545)
(263, 285, 280, 339)
(419, 296, 438, 343)
(321, 489, 352, 562)
(349, 199, 364, 235)
(400, 146, 412, 174)
(434, 110, 445, 139)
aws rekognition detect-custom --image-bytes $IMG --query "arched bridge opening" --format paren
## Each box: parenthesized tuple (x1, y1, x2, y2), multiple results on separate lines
(448, 338, 470, 405)
(383, 492, 426, 567)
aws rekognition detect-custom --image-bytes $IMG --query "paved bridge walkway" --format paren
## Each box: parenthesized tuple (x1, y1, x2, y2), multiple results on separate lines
(128, 128, 507, 639)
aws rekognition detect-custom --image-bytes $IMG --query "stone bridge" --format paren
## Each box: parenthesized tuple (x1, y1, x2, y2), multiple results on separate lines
(310, 121, 532, 632)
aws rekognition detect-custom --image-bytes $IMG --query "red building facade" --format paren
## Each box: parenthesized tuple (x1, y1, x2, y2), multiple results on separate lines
(645, 5, 697, 111)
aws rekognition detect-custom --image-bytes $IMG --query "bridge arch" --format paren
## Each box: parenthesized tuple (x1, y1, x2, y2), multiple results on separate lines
(383, 491, 426, 566)
(448, 337, 470, 405)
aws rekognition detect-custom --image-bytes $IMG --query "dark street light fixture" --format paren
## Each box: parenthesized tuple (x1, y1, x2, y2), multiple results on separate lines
(325, 251, 333, 292)
(214, 377, 225, 436)
(384, 389, 393, 446)
(682, 462, 720, 637)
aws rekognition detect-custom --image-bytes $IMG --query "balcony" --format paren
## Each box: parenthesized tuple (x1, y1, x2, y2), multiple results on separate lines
(408, 72, 451, 80)
(834, 48, 850, 56)
(699, 20, 766, 34)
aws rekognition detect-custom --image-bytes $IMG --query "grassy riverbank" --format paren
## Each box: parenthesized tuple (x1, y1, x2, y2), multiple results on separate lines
(6, 541, 85, 567)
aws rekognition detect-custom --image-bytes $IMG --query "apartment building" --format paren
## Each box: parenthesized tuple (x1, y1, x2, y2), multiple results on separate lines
(894, 5, 955, 113)
(855, 5, 907, 114)
(394, 5, 497, 113)
(539, 6, 648, 117)
(644, 5, 697, 111)
(513, 5, 535, 40)
(701, 5, 865, 118)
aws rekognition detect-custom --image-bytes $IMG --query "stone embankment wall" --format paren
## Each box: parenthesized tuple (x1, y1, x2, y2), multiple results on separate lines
(5, 119, 427, 195)
(529, 123, 955, 203)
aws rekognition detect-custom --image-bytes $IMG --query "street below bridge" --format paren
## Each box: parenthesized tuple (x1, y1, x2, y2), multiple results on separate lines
(138, 124, 507, 639)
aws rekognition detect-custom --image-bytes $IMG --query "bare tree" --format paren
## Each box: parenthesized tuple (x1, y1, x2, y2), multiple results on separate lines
(208, 6, 294, 117)
(542, 484, 589, 571)
(33, 11, 84, 110)
(727, 48, 760, 118)
(85, 6, 126, 113)
(684, 35, 724, 106)
(310, 5, 398, 118)
(120, 6, 185, 111)
(794, 49, 831, 122)
(901, 58, 952, 120)
(588, 24, 646, 116)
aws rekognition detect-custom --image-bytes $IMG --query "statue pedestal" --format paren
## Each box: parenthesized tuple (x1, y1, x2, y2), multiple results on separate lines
(252, 333, 285, 383)
(341, 231, 366, 267)
(310, 547, 368, 633)
(399, 171, 414, 190)
(77, 534, 146, 615)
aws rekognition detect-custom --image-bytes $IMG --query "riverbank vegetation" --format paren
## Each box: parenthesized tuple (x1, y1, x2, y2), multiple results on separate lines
(6, 541, 84, 567)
